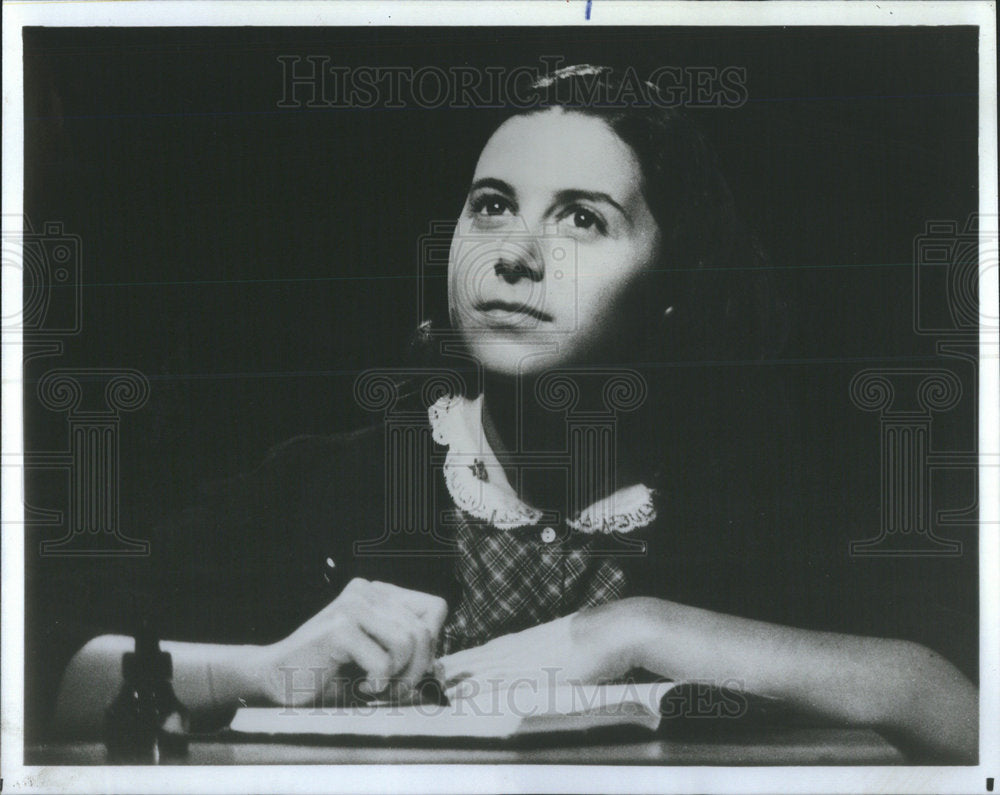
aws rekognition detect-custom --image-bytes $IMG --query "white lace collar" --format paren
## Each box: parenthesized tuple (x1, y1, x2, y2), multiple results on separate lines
(428, 394, 657, 534)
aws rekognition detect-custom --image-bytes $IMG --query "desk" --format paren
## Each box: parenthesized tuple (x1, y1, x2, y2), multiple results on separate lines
(27, 727, 905, 765)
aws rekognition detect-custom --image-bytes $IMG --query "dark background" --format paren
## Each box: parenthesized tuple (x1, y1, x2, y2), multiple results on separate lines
(23, 26, 980, 513)
(22, 25, 979, 703)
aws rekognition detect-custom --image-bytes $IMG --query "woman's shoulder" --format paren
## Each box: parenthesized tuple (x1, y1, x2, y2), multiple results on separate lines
(191, 422, 391, 504)
(259, 422, 388, 471)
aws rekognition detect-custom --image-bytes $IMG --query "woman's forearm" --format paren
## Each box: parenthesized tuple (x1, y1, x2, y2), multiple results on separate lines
(626, 597, 978, 762)
(52, 635, 266, 739)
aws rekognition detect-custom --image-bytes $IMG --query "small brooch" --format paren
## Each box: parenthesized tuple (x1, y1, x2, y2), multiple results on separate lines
(469, 459, 489, 482)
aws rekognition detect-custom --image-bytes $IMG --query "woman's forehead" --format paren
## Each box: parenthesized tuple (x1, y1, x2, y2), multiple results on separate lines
(472, 109, 643, 201)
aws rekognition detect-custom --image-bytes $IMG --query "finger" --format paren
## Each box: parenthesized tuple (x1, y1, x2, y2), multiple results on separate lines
(341, 577, 371, 596)
(437, 636, 496, 670)
(356, 601, 435, 696)
(436, 633, 521, 688)
(316, 577, 370, 617)
(356, 606, 420, 690)
(395, 622, 435, 694)
(367, 581, 448, 633)
(443, 675, 496, 701)
(329, 620, 393, 691)
(437, 648, 480, 688)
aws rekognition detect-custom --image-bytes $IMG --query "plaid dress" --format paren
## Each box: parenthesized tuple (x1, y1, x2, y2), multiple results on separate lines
(438, 512, 631, 654)
(429, 394, 656, 656)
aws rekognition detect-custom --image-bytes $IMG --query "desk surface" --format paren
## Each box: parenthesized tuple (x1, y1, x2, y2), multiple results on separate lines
(27, 727, 905, 766)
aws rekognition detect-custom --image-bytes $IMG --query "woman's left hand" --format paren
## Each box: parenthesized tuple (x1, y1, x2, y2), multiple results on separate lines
(437, 599, 650, 697)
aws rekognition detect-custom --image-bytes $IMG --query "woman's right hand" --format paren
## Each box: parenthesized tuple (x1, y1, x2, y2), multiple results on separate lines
(248, 578, 448, 708)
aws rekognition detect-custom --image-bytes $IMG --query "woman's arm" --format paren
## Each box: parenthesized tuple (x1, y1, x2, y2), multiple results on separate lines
(621, 596, 978, 762)
(53, 635, 264, 738)
(52, 578, 448, 739)
(439, 596, 978, 762)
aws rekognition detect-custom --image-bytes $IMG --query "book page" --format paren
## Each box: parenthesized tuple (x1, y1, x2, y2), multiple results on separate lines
(229, 682, 679, 739)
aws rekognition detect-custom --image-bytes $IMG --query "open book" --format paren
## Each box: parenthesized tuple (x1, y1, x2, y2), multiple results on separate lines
(229, 682, 679, 740)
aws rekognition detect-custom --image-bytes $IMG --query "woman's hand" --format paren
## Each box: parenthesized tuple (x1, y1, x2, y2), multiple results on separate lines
(438, 599, 650, 697)
(249, 578, 448, 707)
(598, 596, 978, 763)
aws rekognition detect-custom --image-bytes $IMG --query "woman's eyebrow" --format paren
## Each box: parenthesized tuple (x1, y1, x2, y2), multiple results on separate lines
(551, 189, 629, 220)
(468, 177, 515, 196)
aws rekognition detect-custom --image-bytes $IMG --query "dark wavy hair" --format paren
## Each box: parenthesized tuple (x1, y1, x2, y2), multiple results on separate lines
(411, 63, 787, 367)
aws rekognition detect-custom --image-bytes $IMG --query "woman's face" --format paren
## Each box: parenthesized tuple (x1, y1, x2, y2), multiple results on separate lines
(448, 108, 662, 376)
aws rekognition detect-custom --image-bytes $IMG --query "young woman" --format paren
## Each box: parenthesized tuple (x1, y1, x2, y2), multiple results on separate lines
(48, 66, 977, 762)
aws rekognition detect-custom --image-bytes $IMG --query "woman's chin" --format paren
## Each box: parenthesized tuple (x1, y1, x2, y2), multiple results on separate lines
(463, 337, 571, 377)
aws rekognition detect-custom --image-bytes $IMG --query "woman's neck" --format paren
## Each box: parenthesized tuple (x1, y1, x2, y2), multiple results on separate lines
(476, 366, 664, 515)
(479, 370, 569, 511)
(479, 371, 562, 454)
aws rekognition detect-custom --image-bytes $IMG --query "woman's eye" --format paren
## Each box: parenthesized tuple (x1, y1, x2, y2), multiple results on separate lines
(561, 206, 606, 234)
(470, 194, 513, 217)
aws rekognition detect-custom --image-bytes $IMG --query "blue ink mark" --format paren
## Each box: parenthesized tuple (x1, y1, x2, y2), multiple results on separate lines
(585, 0, 592, 20)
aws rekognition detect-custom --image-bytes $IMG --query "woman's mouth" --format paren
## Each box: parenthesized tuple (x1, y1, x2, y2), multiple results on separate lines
(473, 299, 553, 326)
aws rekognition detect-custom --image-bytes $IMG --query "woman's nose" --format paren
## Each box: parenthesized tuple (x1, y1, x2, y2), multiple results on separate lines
(493, 237, 544, 284)
(494, 257, 542, 284)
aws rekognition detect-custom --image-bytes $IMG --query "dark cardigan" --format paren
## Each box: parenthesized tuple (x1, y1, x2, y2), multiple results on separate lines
(26, 408, 978, 740)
